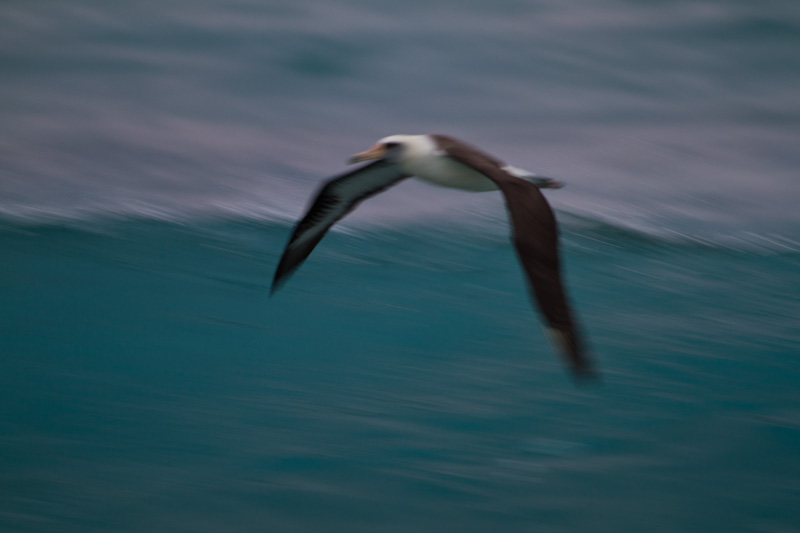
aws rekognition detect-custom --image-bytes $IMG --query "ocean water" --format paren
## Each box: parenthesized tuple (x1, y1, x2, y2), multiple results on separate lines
(2, 1, 800, 531)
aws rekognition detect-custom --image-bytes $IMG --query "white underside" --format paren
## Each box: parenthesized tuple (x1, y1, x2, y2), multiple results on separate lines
(384, 134, 536, 192)
(404, 154, 498, 192)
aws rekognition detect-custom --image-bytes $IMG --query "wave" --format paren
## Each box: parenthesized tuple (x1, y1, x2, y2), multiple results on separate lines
(2, 196, 798, 257)
(556, 211, 800, 255)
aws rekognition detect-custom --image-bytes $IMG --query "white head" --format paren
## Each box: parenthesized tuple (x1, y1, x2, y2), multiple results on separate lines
(348, 134, 432, 164)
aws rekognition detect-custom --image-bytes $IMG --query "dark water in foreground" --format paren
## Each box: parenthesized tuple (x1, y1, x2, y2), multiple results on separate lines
(2, 219, 799, 532)
(2, 0, 800, 530)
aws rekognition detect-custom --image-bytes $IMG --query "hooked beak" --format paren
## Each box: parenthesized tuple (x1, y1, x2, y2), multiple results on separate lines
(348, 143, 387, 164)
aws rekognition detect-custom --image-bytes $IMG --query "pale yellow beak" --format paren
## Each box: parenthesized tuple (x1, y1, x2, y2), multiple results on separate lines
(348, 143, 387, 164)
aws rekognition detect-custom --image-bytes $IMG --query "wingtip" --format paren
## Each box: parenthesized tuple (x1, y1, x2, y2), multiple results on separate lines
(570, 365, 601, 386)
(270, 261, 292, 297)
(269, 271, 284, 297)
(542, 327, 598, 384)
(269, 278, 283, 298)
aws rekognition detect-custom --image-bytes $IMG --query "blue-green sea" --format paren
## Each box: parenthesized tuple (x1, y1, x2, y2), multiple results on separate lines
(2, 1, 800, 531)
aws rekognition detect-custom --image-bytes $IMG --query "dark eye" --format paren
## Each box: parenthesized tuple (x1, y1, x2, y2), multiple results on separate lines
(384, 142, 400, 149)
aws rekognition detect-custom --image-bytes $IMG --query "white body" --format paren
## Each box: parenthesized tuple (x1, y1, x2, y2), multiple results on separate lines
(408, 153, 497, 191)
(380, 134, 539, 192)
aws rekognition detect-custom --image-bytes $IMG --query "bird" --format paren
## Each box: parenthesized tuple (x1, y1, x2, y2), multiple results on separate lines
(271, 134, 596, 380)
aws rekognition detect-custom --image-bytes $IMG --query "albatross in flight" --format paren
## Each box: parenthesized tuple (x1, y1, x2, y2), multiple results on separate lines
(271, 134, 596, 380)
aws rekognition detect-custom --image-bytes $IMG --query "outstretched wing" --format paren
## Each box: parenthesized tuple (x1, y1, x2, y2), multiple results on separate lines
(433, 135, 596, 379)
(271, 160, 409, 294)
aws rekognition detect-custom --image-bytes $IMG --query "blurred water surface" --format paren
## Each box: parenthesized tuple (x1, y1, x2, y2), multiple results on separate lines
(1, 1, 799, 531)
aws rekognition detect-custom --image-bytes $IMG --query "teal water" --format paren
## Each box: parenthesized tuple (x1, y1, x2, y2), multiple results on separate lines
(2, 0, 800, 531)
(2, 219, 799, 532)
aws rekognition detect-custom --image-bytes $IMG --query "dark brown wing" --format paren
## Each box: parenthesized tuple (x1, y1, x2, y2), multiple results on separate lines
(433, 135, 596, 379)
(271, 160, 409, 294)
